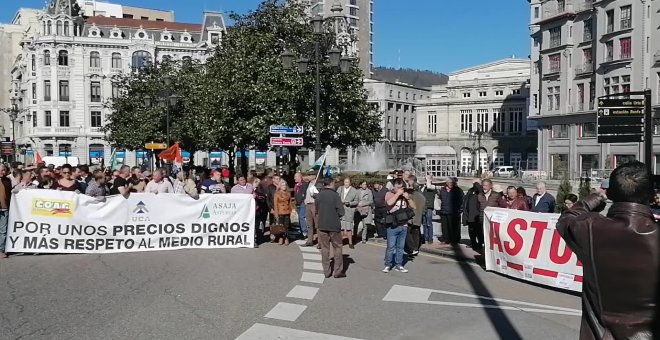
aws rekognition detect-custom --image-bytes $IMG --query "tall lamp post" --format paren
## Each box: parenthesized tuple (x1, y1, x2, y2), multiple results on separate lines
(9, 98, 20, 163)
(280, 4, 356, 156)
(471, 127, 484, 176)
(144, 76, 181, 173)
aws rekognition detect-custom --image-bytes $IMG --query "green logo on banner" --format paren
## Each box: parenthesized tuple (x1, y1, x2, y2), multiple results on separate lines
(200, 205, 211, 219)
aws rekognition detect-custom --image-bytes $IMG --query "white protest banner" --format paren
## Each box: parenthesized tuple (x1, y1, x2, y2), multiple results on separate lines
(483, 207, 583, 292)
(7, 190, 255, 254)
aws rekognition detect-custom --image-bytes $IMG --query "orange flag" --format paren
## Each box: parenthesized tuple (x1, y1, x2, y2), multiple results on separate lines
(35, 151, 43, 164)
(158, 143, 180, 162)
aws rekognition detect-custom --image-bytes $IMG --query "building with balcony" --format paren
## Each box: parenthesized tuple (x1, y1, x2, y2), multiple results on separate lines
(415, 59, 536, 178)
(529, 0, 660, 179)
(8, 0, 225, 166)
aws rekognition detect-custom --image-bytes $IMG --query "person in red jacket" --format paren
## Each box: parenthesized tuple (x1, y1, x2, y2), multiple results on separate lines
(503, 185, 530, 210)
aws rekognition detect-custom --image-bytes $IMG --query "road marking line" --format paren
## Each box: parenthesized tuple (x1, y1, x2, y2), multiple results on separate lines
(302, 253, 322, 261)
(286, 285, 319, 300)
(294, 240, 307, 245)
(235, 323, 364, 340)
(383, 284, 581, 316)
(303, 261, 324, 271)
(367, 242, 481, 267)
(300, 272, 325, 284)
(263, 302, 307, 322)
(299, 246, 321, 253)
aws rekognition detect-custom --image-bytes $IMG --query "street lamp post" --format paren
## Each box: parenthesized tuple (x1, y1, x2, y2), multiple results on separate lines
(471, 127, 484, 176)
(9, 98, 19, 163)
(143, 76, 181, 173)
(280, 5, 356, 157)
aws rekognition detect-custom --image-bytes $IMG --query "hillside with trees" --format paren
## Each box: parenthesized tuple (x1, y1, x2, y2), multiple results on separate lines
(372, 67, 448, 88)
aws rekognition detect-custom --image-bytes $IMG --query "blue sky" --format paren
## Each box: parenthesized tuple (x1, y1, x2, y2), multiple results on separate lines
(0, 0, 530, 73)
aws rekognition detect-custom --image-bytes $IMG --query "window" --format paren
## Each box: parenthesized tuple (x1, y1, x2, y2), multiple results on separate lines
(534, 7, 539, 18)
(477, 109, 489, 132)
(56, 21, 62, 35)
(557, 0, 565, 12)
(580, 154, 599, 174)
(427, 111, 437, 134)
(512, 89, 521, 95)
(131, 51, 152, 71)
(579, 123, 596, 137)
(554, 86, 561, 110)
(91, 111, 102, 127)
(389, 90, 393, 97)
(577, 83, 584, 110)
(479, 91, 487, 97)
(59, 111, 70, 127)
(549, 26, 561, 48)
(403, 130, 407, 141)
(493, 108, 505, 133)
(90, 82, 101, 102)
(59, 80, 69, 101)
(141, 16, 149, 20)
(460, 109, 473, 133)
(45, 111, 51, 127)
(605, 41, 613, 61)
(63, 21, 69, 36)
(413, 94, 416, 100)
(395, 117, 399, 124)
(350, 7, 358, 16)
(620, 5, 632, 29)
(112, 83, 120, 98)
(463, 92, 471, 98)
(495, 90, 503, 96)
(583, 19, 592, 41)
(397, 91, 401, 98)
(547, 86, 560, 111)
(533, 94, 538, 108)
(395, 129, 399, 140)
(59, 144, 72, 157)
(111, 53, 121, 69)
(549, 53, 561, 73)
(44, 80, 51, 101)
(90, 52, 101, 68)
(620, 37, 631, 59)
(509, 107, 523, 134)
(44, 50, 51, 66)
(32, 111, 37, 127)
(46, 21, 52, 35)
(583, 48, 592, 67)
(44, 144, 53, 156)
(31, 54, 36, 71)
(551, 124, 569, 138)
(403, 117, 407, 125)
(606, 10, 614, 33)
(58, 50, 68, 66)
(386, 116, 391, 124)
(387, 129, 391, 139)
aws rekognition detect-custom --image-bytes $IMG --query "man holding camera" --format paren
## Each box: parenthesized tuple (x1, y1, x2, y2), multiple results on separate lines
(382, 178, 416, 273)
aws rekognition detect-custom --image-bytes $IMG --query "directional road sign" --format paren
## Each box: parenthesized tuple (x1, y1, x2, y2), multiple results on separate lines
(269, 125, 304, 135)
(270, 137, 304, 147)
(597, 96, 646, 144)
(145, 143, 168, 150)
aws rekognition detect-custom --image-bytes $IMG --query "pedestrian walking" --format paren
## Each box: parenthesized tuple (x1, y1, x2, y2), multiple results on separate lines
(437, 177, 464, 245)
(315, 177, 346, 278)
(272, 181, 291, 246)
(337, 177, 359, 249)
(356, 181, 374, 244)
(531, 181, 556, 213)
(382, 178, 416, 273)
(556, 162, 658, 339)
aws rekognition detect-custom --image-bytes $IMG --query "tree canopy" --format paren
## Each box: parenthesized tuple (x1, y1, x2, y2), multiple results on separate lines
(105, 0, 382, 169)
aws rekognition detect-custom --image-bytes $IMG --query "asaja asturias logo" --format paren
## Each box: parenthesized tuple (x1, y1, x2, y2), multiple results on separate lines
(32, 198, 75, 217)
(200, 205, 211, 219)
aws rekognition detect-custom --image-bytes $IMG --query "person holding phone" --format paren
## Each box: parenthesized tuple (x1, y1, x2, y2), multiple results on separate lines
(382, 178, 416, 273)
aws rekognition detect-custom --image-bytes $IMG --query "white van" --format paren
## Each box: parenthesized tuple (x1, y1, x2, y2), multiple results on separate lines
(41, 156, 80, 167)
(493, 166, 516, 177)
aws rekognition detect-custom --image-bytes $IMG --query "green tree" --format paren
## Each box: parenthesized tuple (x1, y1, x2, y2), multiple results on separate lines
(578, 178, 593, 200)
(556, 178, 573, 212)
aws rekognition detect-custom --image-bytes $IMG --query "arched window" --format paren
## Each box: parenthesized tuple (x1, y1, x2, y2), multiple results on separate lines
(56, 21, 62, 35)
(44, 50, 51, 66)
(46, 21, 52, 35)
(63, 21, 70, 36)
(131, 51, 152, 71)
(111, 53, 122, 69)
(42, 21, 46, 35)
(89, 52, 101, 68)
(58, 50, 68, 66)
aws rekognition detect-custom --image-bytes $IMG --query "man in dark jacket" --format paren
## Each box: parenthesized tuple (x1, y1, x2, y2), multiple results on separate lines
(315, 177, 346, 278)
(372, 180, 389, 239)
(477, 179, 507, 222)
(421, 175, 438, 244)
(462, 180, 483, 250)
(557, 162, 658, 340)
(437, 178, 464, 244)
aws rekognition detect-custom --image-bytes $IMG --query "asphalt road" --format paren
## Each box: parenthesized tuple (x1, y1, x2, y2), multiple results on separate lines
(0, 241, 581, 340)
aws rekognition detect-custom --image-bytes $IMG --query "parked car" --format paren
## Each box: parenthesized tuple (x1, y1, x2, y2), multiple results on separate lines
(493, 166, 516, 177)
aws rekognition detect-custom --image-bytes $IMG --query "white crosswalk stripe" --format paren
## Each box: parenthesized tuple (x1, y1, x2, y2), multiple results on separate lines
(236, 323, 364, 340)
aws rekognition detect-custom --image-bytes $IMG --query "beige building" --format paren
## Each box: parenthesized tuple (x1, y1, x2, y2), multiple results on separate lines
(308, 0, 373, 77)
(0, 9, 42, 139)
(79, 0, 175, 22)
(529, 0, 660, 179)
(415, 59, 536, 178)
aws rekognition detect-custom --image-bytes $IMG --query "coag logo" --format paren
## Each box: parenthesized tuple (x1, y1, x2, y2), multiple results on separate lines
(32, 198, 75, 217)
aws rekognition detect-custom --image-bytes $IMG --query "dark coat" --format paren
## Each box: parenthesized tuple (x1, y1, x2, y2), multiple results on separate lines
(461, 184, 482, 225)
(437, 186, 464, 215)
(477, 191, 507, 220)
(531, 192, 556, 213)
(294, 181, 309, 205)
(372, 186, 389, 218)
(557, 195, 658, 340)
(315, 187, 345, 232)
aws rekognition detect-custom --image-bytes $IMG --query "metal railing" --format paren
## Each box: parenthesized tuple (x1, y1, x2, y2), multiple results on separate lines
(543, 3, 574, 19)
(575, 62, 593, 74)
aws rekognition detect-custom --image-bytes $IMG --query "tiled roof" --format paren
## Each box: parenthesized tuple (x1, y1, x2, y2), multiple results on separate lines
(85, 16, 201, 32)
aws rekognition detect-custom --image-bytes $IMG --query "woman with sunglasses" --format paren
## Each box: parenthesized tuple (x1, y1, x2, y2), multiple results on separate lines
(55, 164, 81, 193)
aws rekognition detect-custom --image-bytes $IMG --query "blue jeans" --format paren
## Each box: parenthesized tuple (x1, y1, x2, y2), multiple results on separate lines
(384, 225, 407, 267)
(0, 210, 8, 253)
(296, 204, 307, 236)
(422, 209, 434, 243)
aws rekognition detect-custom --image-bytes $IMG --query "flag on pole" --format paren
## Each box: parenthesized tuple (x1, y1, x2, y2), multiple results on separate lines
(35, 151, 43, 164)
(311, 152, 327, 170)
(158, 143, 183, 174)
(109, 149, 119, 171)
